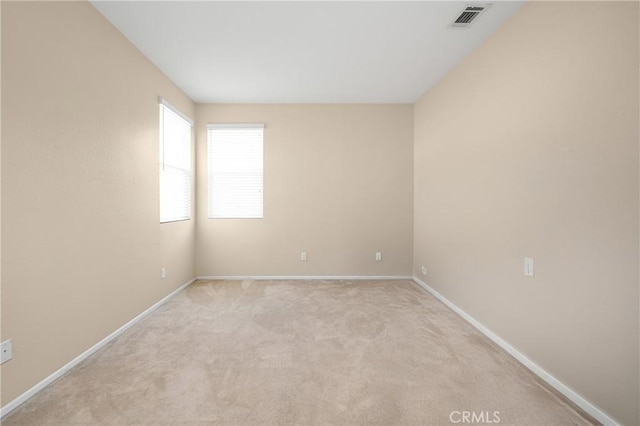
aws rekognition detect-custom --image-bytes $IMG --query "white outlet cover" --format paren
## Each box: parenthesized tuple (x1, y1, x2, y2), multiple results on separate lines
(1, 340, 12, 364)
(301, 252, 307, 261)
(375, 252, 382, 261)
(524, 257, 534, 277)
(421, 266, 427, 275)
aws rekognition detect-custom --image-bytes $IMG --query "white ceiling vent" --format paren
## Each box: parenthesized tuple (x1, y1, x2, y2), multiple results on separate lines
(450, 4, 490, 28)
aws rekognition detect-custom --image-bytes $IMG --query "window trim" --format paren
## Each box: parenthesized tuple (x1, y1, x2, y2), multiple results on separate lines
(207, 123, 264, 130)
(159, 97, 194, 126)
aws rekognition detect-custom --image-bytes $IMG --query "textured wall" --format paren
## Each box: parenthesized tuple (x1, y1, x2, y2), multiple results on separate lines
(196, 104, 413, 277)
(413, 2, 639, 424)
(1, 1, 195, 405)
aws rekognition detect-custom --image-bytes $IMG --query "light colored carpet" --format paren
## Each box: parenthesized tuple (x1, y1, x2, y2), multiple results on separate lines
(4, 279, 594, 425)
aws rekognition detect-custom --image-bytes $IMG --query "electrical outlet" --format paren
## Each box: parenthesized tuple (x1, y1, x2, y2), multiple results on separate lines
(375, 252, 382, 261)
(421, 266, 427, 275)
(301, 251, 307, 261)
(1, 340, 12, 364)
(524, 257, 534, 277)
(161, 267, 166, 279)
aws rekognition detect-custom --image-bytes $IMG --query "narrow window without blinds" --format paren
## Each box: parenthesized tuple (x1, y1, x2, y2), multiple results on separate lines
(159, 98, 192, 223)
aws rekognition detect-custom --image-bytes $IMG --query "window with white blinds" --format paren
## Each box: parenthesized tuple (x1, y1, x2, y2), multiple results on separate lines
(159, 98, 192, 223)
(207, 124, 264, 219)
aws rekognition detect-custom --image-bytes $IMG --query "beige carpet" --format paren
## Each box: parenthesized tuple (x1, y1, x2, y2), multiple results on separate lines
(4, 279, 594, 425)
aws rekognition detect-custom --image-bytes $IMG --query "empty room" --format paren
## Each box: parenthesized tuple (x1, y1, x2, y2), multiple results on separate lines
(1, 1, 638, 425)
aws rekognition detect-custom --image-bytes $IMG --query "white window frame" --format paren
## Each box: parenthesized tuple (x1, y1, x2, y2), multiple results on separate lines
(159, 97, 193, 223)
(207, 123, 264, 219)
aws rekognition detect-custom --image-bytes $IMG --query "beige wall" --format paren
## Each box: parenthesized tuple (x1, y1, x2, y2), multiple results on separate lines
(1, 1, 195, 406)
(413, 2, 639, 424)
(196, 104, 413, 277)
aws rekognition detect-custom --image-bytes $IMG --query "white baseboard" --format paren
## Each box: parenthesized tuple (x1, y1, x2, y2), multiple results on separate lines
(412, 276, 618, 426)
(0, 277, 197, 419)
(197, 275, 413, 281)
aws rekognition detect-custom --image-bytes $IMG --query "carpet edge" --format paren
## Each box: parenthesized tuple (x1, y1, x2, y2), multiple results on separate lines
(0, 277, 197, 419)
(412, 276, 616, 426)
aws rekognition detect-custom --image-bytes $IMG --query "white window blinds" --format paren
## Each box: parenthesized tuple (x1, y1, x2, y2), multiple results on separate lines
(159, 99, 192, 223)
(207, 124, 264, 219)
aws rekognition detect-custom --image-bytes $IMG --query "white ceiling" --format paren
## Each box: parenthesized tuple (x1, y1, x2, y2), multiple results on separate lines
(91, 1, 524, 104)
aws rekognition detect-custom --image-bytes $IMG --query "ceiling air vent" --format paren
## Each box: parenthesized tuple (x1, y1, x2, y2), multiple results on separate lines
(450, 4, 490, 28)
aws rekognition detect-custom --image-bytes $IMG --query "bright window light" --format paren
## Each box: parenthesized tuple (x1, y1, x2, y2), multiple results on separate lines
(207, 124, 264, 219)
(159, 98, 192, 223)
